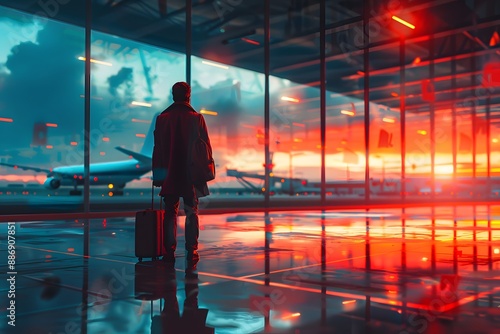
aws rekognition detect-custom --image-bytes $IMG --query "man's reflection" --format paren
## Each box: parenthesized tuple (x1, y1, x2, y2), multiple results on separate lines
(135, 261, 214, 334)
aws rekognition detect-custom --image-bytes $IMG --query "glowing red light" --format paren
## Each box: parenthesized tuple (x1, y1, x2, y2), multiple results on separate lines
(241, 37, 260, 45)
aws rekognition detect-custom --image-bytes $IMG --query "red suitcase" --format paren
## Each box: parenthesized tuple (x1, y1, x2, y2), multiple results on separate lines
(135, 185, 165, 261)
(135, 209, 165, 261)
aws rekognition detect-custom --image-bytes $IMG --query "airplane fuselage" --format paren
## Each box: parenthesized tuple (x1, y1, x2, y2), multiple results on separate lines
(48, 159, 151, 189)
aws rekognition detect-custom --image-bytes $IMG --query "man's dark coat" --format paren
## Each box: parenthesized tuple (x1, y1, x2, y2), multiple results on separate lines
(152, 102, 211, 198)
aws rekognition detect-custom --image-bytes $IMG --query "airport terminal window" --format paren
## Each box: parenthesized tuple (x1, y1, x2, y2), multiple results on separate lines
(190, 55, 265, 196)
(88, 30, 185, 203)
(0, 5, 85, 213)
(325, 18, 367, 198)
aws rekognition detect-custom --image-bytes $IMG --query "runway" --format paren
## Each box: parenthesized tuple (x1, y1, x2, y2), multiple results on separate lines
(2, 184, 500, 218)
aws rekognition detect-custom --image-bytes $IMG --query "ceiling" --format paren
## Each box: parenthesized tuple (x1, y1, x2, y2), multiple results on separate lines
(1, 0, 500, 115)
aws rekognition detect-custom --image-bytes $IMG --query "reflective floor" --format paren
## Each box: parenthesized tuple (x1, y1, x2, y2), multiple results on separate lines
(1, 205, 500, 333)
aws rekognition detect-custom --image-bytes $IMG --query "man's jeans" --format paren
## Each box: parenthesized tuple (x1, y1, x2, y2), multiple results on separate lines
(163, 191, 199, 253)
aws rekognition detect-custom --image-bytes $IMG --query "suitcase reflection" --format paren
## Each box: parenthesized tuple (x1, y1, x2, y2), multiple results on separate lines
(134, 261, 214, 334)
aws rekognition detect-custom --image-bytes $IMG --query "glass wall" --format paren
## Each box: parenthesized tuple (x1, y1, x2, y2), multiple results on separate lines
(326, 1, 365, 198)
(0, 4, 85, 213)
(269, 0, 321, 202)
(88, 31, 186, 202)
(191, 56, 265, 197)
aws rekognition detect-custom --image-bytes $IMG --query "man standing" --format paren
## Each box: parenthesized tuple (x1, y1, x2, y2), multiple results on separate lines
(153, 82, 211, 264)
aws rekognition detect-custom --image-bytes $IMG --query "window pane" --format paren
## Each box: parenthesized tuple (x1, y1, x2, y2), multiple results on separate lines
(0, 4, 85, 213)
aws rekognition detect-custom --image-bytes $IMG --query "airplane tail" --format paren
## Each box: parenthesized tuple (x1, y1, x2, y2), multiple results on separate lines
(140, 113, 159, 157)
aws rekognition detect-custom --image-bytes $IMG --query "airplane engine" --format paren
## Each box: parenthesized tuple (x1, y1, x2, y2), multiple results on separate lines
(44, 177, 61, 190)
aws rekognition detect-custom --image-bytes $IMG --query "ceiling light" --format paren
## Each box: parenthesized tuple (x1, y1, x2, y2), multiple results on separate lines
(131, 118, 151, 123)
(78, 56, 113, 66)
(131, 101, 152, 107)
(341, 110, 355, 116)
(202, 60, 229, 70)
(281, 96, 300, 103)
(392, 15, 415, 29)
(241, 37, 260, 45)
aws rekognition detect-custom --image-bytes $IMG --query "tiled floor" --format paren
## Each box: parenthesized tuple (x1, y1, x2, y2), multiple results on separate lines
(1, 205, 500, 333)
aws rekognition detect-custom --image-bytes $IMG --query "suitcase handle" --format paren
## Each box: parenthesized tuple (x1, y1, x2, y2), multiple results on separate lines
(151, 183, 162, 210)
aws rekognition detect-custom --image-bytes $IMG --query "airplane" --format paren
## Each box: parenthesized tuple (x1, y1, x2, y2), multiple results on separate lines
(0, 115, 156, 196)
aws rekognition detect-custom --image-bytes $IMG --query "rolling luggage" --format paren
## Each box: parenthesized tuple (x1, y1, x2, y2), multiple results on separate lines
(135, 184, 165, 261)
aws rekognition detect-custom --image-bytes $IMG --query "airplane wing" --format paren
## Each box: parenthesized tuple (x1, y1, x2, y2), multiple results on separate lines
(0, 162, 52, 174)
(114, 146, 152, 164)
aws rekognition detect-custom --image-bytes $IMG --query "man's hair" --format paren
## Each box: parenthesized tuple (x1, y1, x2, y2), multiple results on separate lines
(172, 82, 191, 102)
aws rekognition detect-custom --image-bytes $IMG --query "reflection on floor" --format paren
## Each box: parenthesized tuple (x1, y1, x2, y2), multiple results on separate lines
(1, 205, 500, 333)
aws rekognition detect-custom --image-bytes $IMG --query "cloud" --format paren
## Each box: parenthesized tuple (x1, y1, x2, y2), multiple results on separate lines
(107, 67, 133, 97)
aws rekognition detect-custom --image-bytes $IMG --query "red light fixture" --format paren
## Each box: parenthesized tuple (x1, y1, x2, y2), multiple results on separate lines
(490, 31, 500, 47)
(241, 37, 260, 45)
